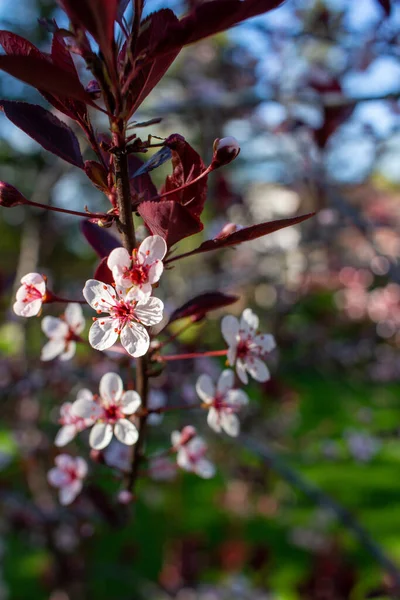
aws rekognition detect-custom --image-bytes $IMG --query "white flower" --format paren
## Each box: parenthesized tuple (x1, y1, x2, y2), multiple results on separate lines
(13, 273, 46, 317)
(171, 427, 215, 479)
(47, 454, 87, 505)
(221, 308, 276, 384)
(107, 235, 167, 298)
(83, 279, 164, 357)
(72, 372, 141, 450)
(196, 369, 248, 437)
(55, 397, 96, 447)
(41, 303, 85, 362)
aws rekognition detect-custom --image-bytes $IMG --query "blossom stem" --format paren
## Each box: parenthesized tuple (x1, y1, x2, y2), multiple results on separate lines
(45, 294, 86, 305)
(161, 349, 228, 361)
(25, 199, 109, 220)
(157, 319, 198, 349)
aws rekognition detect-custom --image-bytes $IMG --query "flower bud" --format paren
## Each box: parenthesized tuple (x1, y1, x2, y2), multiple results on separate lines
(0, 182, 28, 208)
(211, 137, 240, 169)
(85, 79, 101, 99)
(180, 425, 196, 446)
(117, 490, 133, 504)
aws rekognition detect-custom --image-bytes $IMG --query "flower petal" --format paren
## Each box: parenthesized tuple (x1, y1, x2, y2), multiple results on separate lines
(147, 261, 163, 284)
(221, 315, 239, 345)
(41, 339, 66, 362)
(13, 299, 42, 317)
(121, 390, 141, 415)
(88, 318, 119, 351)
(59, 480, 82, 505)
(253, 333, 276, 354)
(195, 459, 215, 479)
(64, 303, 85, 334)
(47, 467, 68, 487)
(99, 372, 123, 404)
(120, 322, 149, 357)
(89, 423, 113, 450)
(217, 369, 234, 395)
(55, 454, 75, 470)
(138, 235, 167, 265)
(196, 374, 215, 403)
(177, 448, 190, 471)
(21, 272, 46, 295)
(226, 389, 248, 407)
(236, 359, 248, 384)
(107, 247, 131, 271)
(114, 419, 139, 445)
(134, 296, 164, 326)
(55, 425, 77, 447)
(76, 388, 93, 402)
(221, 412, 240, 437)
(207, 407, 221, 432)
(83, 279, 116, 312)
(245, 356, 270, 382)
(75, 457, 88, 478)
(240, 308, 258, 335)
(41, 316, 68, 338)
(60, 341, 76, 361)
(72, 398, 103, 420)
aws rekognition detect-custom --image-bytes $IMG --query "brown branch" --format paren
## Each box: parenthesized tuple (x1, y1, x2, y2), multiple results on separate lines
(112, 127, 148, 493)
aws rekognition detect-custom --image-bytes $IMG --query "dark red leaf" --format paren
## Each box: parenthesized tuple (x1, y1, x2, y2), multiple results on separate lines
(0, 101, 84, 168)
(127, 10, 181, 116)
(59, 0, 118, 58)
(169, 292, 239, 324)
(154, 0, 285, 56)
(0, 55, 95, 105)
(128, 156, 158, 204)
(93, 256, 114, 285)
(167, 214, 315, 261)
(377, 0, 391, 16)
(162, 134, 207, 218)
(81, 220, 120, 257)
(0, 30, 43, 57)
(137, 200, 203, 248)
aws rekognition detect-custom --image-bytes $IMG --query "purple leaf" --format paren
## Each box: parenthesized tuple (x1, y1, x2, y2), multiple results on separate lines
(93, 256, 114, 285)
(137, 200, 203, 248)
(81, 220, 120, 258)
(0, 101, 84, 168)
(0, 55, 95, 105)
(169, 292, 239, 324)
(167, 214, 315, 262)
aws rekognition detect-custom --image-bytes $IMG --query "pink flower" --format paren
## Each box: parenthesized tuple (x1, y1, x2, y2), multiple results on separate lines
(83, 279, 164, 357)
(41, 303, 85, 362)
(196, 369, 248, 436)
(55, 396, 96, 447)
(47, 454, 87, 505)
(13, 273, 46, 317)
(148, 456, 177, 481)
(107, 235, 167, 298)
(171, 428, 215, 478)
(221, 309, 276, 384)
(72, 372, 141, 450)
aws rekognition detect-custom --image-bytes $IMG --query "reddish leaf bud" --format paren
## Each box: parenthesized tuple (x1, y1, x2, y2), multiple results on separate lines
(215, 222, 240, 239)
(0, 181, 28, 208)
(211, 137, 240, 169)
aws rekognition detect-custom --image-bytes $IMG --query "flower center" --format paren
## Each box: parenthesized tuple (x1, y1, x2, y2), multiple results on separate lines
(65, 467, 79, 483)
(103, 403, 123, 424)
(236, 338, 250, 359)
(109, 300, 137, 325)
(23, 283, 42, 303)
(123, 263, 149, 286)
